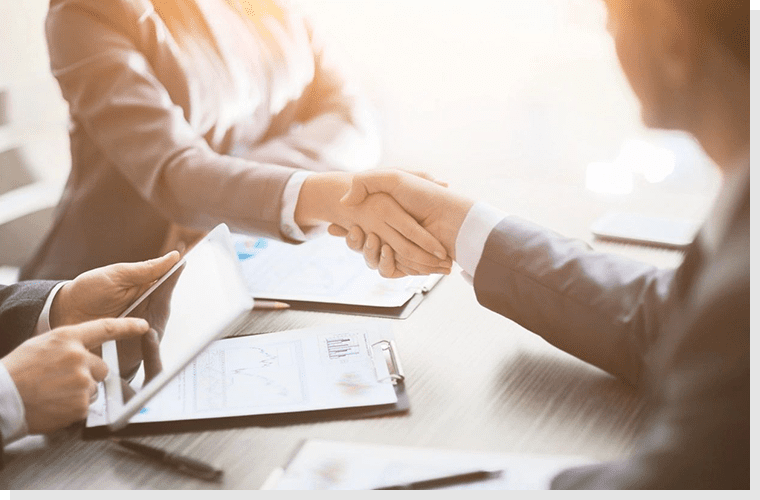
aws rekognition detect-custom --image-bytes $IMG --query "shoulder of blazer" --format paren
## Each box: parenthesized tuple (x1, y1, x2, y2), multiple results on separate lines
(46, 0, 145, 37)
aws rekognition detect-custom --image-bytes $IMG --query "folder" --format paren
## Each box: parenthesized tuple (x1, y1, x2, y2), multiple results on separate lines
(83, 322, 408, 439)
(233, 234, 444, 319)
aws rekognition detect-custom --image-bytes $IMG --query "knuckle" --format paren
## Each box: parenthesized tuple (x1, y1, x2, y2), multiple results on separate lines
(74, 368, 92, 387)
(64, 345, 86, 363)
(101, 318, 118, 335)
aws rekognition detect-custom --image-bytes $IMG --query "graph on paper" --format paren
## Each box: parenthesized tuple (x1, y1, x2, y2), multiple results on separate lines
(232, 234, 442, 308)
(86, 323, 401, 426)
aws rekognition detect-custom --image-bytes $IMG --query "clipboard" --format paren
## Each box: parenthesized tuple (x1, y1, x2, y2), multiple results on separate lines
(270, 275, 441, 319)
(234, 234, 444, 319)
(82, 324, 409, 439)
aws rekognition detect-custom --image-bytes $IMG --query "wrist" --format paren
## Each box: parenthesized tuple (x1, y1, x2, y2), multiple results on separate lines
(294, 171, 353, 228)
(436, 195, 475, 260)
(48, 282, 71, 330)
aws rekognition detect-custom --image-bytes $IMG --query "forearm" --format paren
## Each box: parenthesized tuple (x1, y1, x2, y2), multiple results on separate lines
(473, 217, 675, 385)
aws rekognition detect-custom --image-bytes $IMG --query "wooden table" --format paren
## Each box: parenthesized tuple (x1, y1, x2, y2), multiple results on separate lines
(0, 177, 717, 490)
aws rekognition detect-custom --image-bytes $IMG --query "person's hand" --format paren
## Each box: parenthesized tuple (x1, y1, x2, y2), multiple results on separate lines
(0, 317, 150, 434)
(328, 170, 475, 278)
(117, 261, 184, 380)
(49, 251, 181, 329)
(295, 172, 454, 275)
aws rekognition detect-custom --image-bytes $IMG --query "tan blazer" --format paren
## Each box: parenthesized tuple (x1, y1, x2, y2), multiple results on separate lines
(473, 163, 749, 488)
(22, 0, 379, 280)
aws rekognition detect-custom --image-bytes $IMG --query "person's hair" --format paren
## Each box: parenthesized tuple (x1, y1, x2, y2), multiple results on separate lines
(673, 0, 749, 67)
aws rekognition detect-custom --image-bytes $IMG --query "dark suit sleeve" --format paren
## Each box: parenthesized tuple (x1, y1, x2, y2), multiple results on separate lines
(552, 226, 751, 489)
(473, 216, 677, 386)
(0, 281, 60, 357)
(473, 214, 749, 489)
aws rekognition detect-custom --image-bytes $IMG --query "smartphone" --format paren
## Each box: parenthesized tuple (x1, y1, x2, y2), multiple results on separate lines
(590, 211, 699, 249)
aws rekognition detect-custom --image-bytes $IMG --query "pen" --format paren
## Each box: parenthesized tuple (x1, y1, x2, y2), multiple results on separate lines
(252, 300, 290, 310)
(374, 469, 504, 490)
(111, 438, 224, 482)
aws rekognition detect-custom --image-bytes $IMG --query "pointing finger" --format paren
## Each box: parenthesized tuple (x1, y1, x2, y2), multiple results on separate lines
(64, 318, 150, 350)
(327, 224, 349, 237)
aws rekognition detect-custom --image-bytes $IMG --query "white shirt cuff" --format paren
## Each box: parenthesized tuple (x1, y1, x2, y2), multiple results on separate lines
(0, 359, 28, 444)
(280, 170, 328, 242)
(34, 281, 68, 336)
(455, 202, 507, 279)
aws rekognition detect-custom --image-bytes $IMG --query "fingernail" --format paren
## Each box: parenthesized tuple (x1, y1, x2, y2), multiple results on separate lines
(381, 247, 389, 258)
(366, 239, 375, 250)
(434, 251, 447, 260)
(349, 233, 357, 242)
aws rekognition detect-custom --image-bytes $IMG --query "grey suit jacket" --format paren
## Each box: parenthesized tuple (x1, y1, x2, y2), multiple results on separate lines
(473, 168, 749, 488)
(21, 0, 379, 281)
(0, 281, 59, 358)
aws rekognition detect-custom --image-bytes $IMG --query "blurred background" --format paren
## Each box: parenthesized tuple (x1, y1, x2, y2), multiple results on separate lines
(0, 0, 722, 281)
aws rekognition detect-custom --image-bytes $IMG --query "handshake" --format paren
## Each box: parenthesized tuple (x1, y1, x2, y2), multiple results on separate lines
(2, 170, 471, 440)
(300, 170, 475, 279)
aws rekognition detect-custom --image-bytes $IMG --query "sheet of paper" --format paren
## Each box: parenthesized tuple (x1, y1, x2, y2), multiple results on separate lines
(232, 233, 442, 308)
(87, 322, 399, 427)
(264, 440, 594, 490)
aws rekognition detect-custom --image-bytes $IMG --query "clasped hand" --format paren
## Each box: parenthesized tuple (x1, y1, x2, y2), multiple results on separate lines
(327, 170, 474, 278)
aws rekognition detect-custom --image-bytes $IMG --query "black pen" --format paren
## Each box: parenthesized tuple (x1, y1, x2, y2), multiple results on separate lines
(111, 438, 224, 482)
(374, 469, 504, 490)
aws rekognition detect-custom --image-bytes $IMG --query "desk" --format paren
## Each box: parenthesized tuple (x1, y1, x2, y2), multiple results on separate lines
(0, 0, 726, 489)
(0, 179, 717, 490)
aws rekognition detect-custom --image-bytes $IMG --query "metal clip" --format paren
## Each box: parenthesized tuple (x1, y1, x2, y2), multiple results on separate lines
(372, 340, 405, 384)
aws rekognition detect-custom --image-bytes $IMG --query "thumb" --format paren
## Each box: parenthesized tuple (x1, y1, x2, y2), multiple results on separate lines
(117, 251, 181, 286)
(340, 172, 403, 206)
(340, 180, 371, 206)
(66, 317, 151, 350)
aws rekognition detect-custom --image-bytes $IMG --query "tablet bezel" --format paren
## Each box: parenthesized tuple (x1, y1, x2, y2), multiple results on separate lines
(101, 223, 254, 431)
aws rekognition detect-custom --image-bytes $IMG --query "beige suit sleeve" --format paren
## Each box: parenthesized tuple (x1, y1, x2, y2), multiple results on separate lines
(45, 0, 296, 234)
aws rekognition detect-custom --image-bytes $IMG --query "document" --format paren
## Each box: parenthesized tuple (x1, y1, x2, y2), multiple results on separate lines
(262, 440, 594, 490)
(232, 234, 442, 309)
(86, 322, 400, 428)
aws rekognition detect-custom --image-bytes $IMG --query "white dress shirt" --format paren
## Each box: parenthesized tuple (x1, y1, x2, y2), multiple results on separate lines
(455, 202, 508, 280)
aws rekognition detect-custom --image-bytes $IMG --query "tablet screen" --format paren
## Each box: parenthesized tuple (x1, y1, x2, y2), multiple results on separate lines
(108, 225, 253, 424)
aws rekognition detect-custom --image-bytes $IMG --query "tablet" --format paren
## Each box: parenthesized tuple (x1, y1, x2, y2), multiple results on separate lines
(590, 211, 698, 249)
(100, 223, 253, 431)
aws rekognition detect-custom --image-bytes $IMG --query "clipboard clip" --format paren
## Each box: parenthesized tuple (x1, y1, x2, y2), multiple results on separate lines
(404, 274, 443, 295)
(372, 340, 405, 385)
